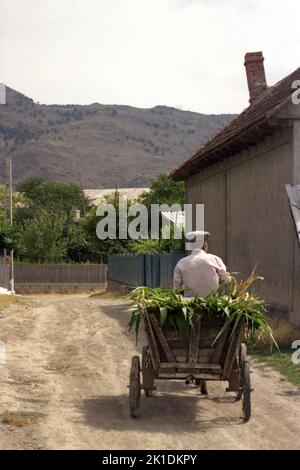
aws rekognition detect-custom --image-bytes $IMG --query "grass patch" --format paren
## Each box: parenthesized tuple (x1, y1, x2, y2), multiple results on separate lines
(0, 295, 30, 309)
(259, 314, 297, 348)
(252, 348, 300, 386)
(0, 411, 45, 427)
(16, 397, 49, 405)
(247, 313, 300, 386)
(0, 296, 18, 308)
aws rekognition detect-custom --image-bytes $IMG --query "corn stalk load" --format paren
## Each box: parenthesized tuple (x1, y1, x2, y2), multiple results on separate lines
(127, 269, 277, 349)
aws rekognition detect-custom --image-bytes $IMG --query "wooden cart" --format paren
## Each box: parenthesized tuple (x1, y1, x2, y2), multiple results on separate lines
(129, 307, 252, 422)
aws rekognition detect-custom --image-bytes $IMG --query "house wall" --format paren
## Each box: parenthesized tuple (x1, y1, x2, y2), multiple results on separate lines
(187, 172, 226, 259)
(290, 120, 300, 325)
(186, 126, 297, 319)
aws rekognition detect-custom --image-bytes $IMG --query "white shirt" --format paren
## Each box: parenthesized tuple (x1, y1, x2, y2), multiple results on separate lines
(173, 249, 227, 297)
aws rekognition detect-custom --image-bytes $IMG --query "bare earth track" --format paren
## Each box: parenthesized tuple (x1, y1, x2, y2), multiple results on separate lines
(0, 294, 299, 450)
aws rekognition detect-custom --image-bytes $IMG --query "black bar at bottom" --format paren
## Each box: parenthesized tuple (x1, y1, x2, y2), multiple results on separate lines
(0, 450, 298, 466)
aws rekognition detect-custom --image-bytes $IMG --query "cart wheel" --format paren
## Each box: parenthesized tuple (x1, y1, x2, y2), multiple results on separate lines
(240, 343, 251, 422)
(235, 343, 247, 401)
(129, 356, 141, 418)
(200, 380, 208, 395)
(142, 346, 154, 397)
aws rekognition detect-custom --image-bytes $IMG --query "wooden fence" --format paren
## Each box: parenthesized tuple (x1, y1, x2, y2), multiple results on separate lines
(14, 264, 107, 293)
(0, 263, 10, 290)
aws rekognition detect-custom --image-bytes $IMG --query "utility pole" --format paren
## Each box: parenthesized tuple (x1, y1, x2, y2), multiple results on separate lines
(4, 158, 10, 221)
(74, 161, 86, 216)
(4, 157, 15, 294)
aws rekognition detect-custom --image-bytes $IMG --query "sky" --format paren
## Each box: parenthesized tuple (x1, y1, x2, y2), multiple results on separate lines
(1, 0, 300, 114)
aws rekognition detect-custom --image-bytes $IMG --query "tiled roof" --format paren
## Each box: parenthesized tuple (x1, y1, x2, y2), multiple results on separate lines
(171, 67, 300, 180)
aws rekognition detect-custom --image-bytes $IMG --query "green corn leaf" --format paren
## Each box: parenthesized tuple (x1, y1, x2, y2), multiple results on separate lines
(126, 271, 276, 348)
(159, 306, 168, 326)
(182, 306, 187, 320)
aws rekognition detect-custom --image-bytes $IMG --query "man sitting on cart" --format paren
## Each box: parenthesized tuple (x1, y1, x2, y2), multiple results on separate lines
(173, 231, 227, 395)
(173, 230, 227, 298)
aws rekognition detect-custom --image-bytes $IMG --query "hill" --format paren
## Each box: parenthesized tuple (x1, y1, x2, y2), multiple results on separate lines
(0, 86, 235, 187)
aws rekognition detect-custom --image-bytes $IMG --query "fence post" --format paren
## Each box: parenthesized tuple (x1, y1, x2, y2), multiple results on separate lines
(142, 254, 146, 286)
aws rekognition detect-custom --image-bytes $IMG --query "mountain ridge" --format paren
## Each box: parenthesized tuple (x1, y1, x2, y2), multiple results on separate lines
(0, 86, 235, 188)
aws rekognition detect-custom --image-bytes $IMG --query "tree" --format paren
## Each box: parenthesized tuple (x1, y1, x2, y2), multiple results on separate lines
(15, 177, 45, 202)
(84, 198, 134, 259)
(16, 177, 86, 214)
(20, 210, 68, 263)
(132, 173, 185, 253)
(0, 184, 28, 223)
(140, 172, 184, 209)
(132, 225, 184, 254)
(13, 178, 91, 263)
(11, 174, 185, 262)
(0, 222, 21, 252)
(65, 221, 92, 263)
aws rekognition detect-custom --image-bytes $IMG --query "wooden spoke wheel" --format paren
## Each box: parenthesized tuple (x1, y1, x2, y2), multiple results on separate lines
(129, 356, 141, 418)
(239, 343, 251, 422)
(195, 379, 208, 395)
(235, 343, 246, 402)
(142, 346, 154, 397)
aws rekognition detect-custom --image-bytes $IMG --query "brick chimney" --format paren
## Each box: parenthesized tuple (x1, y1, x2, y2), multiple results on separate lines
(244, 52, 267, 104)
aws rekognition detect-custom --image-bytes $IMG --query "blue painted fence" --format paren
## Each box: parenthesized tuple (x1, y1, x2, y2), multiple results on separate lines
(108, 253, 185, 288)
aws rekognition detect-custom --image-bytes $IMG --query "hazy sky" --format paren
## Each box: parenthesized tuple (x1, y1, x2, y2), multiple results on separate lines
(1, 0, 300, 113)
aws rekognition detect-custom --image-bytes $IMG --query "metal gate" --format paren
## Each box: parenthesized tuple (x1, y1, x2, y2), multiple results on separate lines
(108, 253, 185, 288)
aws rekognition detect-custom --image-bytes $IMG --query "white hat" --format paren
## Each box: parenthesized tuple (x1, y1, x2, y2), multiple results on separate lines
(185, 231, 210, 251)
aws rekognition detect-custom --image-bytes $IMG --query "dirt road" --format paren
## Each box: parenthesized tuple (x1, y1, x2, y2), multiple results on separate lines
(0, 294, 299, 450)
